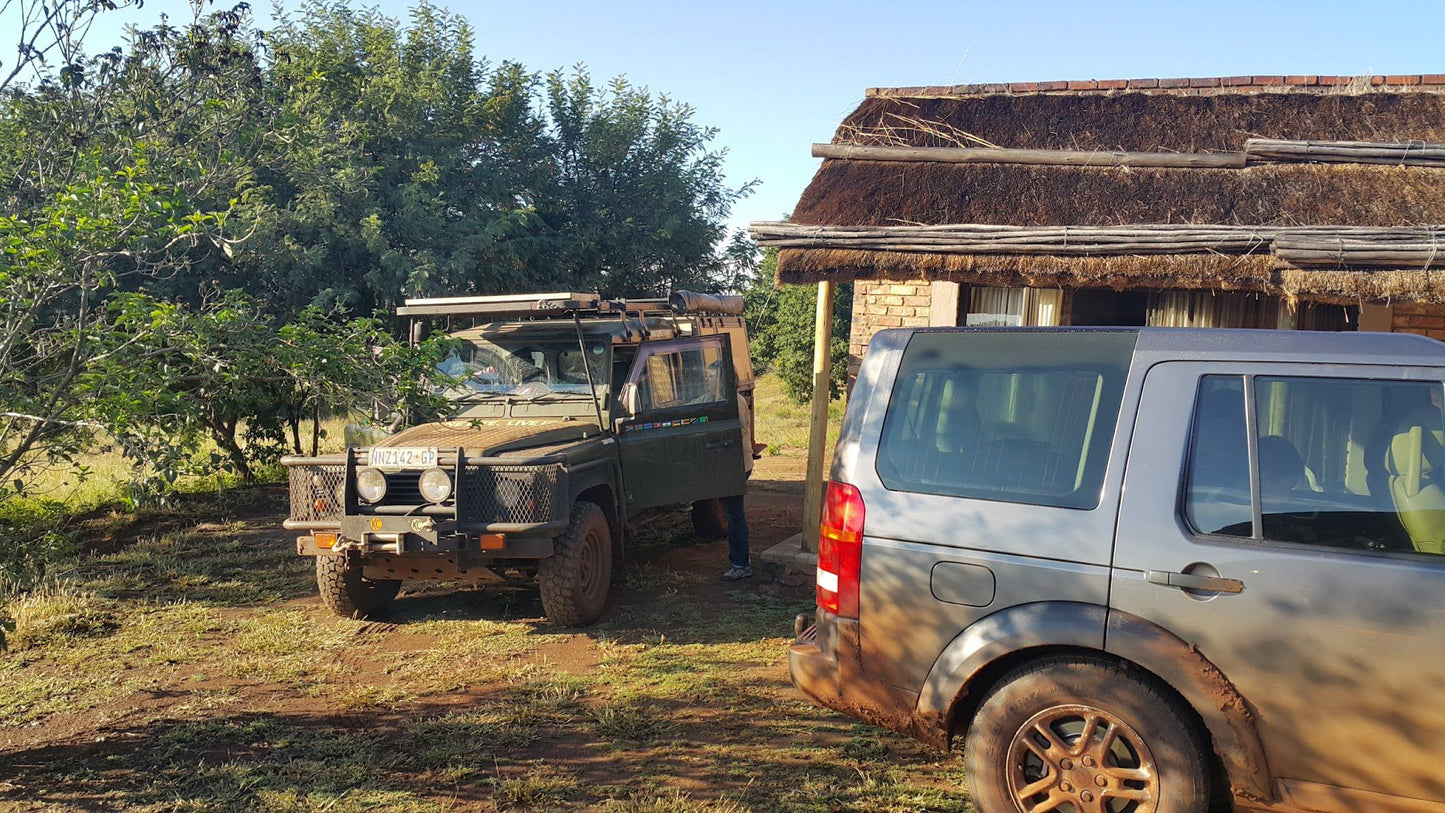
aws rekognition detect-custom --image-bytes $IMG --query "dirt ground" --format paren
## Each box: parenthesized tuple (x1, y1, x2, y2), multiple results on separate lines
(0, 474, 973, 813)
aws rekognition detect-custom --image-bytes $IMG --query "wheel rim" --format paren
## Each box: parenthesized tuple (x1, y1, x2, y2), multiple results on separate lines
(579, 527, 606, 602)
(1005, 704, 1158, 813)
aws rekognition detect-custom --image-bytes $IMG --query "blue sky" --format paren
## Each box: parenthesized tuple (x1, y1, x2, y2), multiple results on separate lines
(14, 0, 1445, 229)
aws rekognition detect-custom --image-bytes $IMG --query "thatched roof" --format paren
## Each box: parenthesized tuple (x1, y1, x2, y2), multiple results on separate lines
(793, 163, 1445, 228)
(761, 79, 1445, 304)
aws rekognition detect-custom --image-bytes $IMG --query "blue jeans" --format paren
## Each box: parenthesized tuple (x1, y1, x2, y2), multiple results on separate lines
(721, 494, 750, 568)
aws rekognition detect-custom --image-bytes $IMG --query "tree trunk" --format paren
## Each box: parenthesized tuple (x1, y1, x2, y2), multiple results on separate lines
(288, 411, 303, 456)
(210, 414, 253, 483)
(311, 402, 322, 457)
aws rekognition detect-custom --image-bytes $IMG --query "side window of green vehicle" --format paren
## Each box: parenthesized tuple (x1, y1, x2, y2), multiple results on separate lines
(1184, 373, 1445, 557)
(631, 338, 729, 412)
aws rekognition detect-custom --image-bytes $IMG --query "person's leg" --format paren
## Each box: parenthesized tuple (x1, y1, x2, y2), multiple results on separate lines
(721, 493, 750, 570)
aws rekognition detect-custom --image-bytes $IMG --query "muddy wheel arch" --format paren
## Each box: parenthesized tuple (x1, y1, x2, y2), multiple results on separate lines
(914, 600, 1274, 805)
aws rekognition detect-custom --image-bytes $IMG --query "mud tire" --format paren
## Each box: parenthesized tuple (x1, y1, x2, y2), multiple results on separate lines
(690, 498, 729, 541)
(315, 554, 402, 619)
(964, 656, 1211, 813)
(538, 501, 613, 626)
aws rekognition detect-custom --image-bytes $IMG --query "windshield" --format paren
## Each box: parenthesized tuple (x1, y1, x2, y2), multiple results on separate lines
(439, 337, 610, 400)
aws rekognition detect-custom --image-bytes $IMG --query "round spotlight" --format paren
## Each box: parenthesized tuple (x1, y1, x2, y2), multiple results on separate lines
(495, 474, 528, 511)
(355, 467, 388, 503)
(418, 467, 453, 503)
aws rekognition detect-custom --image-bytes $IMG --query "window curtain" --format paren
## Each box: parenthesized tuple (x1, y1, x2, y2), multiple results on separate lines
(1146, 291, 1281, 329)
(967, 287, 1062, 327)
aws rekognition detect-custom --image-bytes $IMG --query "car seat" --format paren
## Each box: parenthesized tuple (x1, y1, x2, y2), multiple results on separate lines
(935, 380, 981, 459)
(1384, 418, 1445, 555)
(1257, 435, 1307, 501)
(885, 378, 981, 485)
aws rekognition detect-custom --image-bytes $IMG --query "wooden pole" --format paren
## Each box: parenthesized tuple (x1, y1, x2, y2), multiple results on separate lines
(812, 142, 1247, 168)
(748, 222, 1445, 267)
(802, 281, 835, 554)
(1244, 138, 1445, 166)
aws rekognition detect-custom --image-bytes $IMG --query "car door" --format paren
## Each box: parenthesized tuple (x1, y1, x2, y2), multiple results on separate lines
(1113, 361, 1445, 810)
(849, 329, 1138, 693)
(615, 334, 746, 512)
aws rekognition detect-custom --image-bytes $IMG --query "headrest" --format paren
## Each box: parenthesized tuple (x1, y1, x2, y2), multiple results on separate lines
(1257, 435, 1305, 492)
(1387, 425, 1445, 496)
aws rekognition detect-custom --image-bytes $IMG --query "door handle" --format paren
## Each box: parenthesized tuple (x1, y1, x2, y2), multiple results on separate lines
(1146, 570, 1244, 594)
(704, 437, 737, 449)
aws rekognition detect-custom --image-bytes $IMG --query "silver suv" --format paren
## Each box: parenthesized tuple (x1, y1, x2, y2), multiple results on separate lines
(790, 327, 1445, 813)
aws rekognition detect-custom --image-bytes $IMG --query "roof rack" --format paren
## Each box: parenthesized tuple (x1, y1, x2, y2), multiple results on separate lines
(395, 290, 741, 319)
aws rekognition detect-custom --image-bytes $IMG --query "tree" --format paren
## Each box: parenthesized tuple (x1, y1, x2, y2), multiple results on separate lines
(0, 0, 756, 501)
(0, 0, 142, 94)
(274, 308, 456, 457)
(230, 5, 754, 314)
(745, 249, 852, 403)
(0, 4, 259, 498)
(536, 68, 755, 297)
(81, 291, 458, 484)
(234, 1, 534, 315)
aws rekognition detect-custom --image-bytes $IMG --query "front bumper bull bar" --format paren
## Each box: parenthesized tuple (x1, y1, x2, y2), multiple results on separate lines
(281, 449, 568, 538)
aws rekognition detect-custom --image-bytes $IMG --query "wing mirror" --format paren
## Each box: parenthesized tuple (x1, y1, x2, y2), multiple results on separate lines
(618, 382, 640, 416)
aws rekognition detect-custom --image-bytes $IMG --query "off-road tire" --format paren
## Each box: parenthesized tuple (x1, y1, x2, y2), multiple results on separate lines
(316, 554, 402, 619)
(690, 498, 729, 541)
(964, 656, 1212, 813)
(538, 501, 613, 626)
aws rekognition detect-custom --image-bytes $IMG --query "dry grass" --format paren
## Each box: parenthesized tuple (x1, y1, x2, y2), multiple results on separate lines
(793, 161, 1445, 232)
(775, 245, 1445, 307)
(752, 374, 845, 452)
(17, 418, 352, 512)
(835, 92, 1445, 154)
(3, 579, 118, 650)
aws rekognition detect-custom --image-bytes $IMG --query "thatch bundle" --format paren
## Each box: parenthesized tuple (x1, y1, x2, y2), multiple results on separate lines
(774, 248, 1445, 306)
(838, 92, 1445, 153)
(792, 163, 1445, 228)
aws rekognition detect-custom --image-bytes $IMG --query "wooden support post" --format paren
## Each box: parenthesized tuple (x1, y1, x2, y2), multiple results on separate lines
(802, 281, 835, 553)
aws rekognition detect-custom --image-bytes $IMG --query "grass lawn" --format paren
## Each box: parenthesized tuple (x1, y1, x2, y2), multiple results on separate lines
(0, 376, 975, 812)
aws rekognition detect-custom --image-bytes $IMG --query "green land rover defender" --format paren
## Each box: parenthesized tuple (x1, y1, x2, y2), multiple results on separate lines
(282, 292, 755, 626)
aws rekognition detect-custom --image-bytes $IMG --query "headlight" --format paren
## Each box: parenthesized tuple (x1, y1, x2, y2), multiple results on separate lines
(495, 474, 529, 510)
(418, 467, 453, 503)
(356, 467, 388, 503)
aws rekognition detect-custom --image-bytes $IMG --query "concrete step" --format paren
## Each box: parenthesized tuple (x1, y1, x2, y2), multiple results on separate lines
(758, 533, 816, 587)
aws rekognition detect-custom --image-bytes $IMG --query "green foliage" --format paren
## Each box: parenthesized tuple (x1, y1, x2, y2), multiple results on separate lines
(745, 249, 852, 403)
(274, 307, 458, 455)
(538, 69, 756, 296)
(230, 4, 751, 313)
(0, 0, 751, 526)
(79, 291, 456, 486)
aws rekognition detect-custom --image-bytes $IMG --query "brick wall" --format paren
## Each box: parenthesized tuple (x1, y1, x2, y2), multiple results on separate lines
(849, 280, 933, 378)
(868, 75, 1445, 99)
(1390, 303, 1445, 341)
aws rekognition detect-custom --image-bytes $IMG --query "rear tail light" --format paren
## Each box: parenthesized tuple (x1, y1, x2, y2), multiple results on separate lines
(817, 480, 864, 618)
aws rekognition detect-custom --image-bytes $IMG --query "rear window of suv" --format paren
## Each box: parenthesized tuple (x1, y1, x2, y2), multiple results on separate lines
(876, 330, 1137, 510)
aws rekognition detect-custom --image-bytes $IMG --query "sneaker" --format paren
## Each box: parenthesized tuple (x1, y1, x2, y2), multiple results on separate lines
(721, 565, 753, 582)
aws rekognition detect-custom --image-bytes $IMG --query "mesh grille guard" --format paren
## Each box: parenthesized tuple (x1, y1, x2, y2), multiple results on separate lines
(285, 459, 564, 528)
(458, 463, 562, 525)
(288, 464, 345, 525)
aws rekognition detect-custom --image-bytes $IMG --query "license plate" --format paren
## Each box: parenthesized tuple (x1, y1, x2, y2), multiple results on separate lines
(369, 447, 438, 469)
